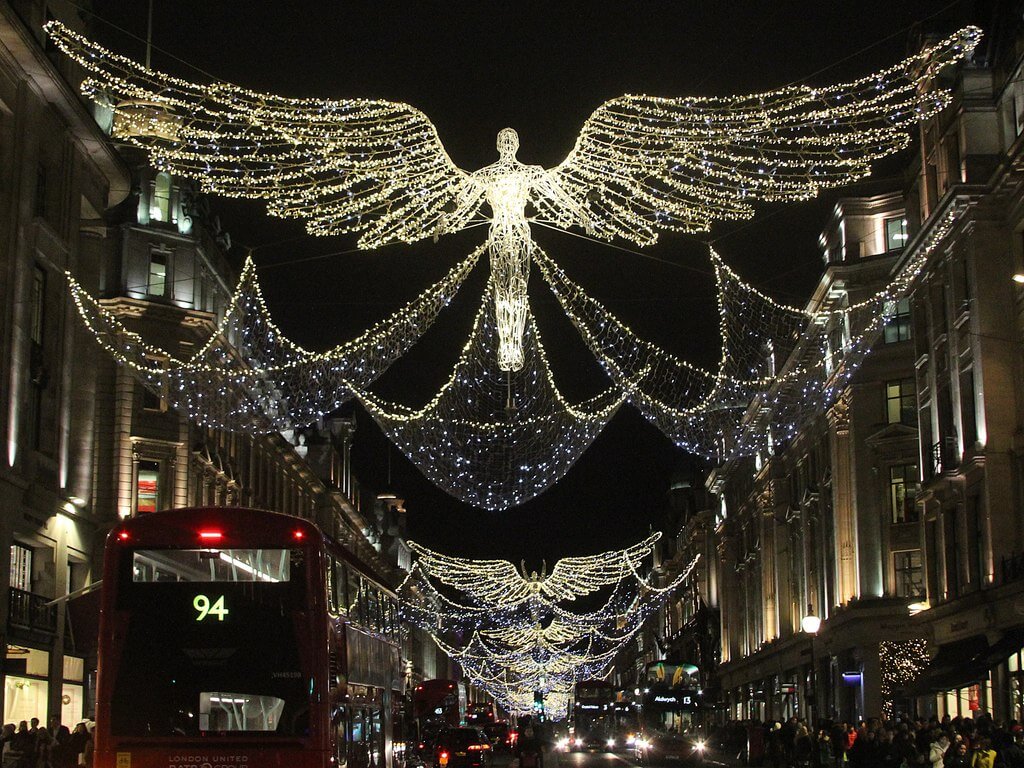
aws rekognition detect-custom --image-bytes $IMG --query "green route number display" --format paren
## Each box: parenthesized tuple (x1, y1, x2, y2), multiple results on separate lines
(193, 594, 229, 621)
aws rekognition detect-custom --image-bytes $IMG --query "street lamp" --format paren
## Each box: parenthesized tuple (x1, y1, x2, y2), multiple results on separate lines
(802, 606, 820, 726)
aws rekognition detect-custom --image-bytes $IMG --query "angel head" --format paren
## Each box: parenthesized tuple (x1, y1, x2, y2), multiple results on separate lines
(496, 128, 520, 161)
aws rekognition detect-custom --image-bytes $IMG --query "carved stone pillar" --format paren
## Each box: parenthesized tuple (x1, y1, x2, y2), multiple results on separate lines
(760, 493, 778, 642)
(828, 390, 858, 605)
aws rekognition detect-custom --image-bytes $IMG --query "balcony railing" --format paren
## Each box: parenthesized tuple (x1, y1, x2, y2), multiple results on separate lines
(930, 437, 959, 476)
(8, 588, 57, 635)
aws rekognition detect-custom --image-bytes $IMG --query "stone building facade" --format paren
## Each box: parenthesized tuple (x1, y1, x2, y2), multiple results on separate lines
(0, 0, 459, 729)
(704, 7, 1024, 725)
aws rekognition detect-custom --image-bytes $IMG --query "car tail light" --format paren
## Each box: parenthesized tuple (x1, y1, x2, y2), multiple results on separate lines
(117, 531, 130, 541)
(468, 745, 490, 751)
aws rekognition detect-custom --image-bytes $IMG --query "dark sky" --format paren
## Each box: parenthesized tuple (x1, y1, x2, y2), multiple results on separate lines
(85, 0, 978, 563)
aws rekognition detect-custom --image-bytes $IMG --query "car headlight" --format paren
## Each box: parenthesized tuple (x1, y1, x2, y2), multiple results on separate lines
(557, 739, 569, 750)
(695, 740, 705, 752)
(574, 739, 582, 747)
(606, 739, 616, 748)
(637, 739, 649, 750)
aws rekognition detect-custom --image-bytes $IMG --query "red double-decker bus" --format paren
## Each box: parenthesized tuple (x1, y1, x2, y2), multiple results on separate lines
(96, 507, 402, 768)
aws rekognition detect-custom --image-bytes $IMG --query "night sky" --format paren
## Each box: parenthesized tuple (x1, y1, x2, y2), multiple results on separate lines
(84, 0, 978, 564)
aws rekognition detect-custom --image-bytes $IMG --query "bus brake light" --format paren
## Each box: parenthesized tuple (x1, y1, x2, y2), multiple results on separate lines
(198, 530, 223, 541)
(117, 531, 129, 541)
(293, 529, 305, 540)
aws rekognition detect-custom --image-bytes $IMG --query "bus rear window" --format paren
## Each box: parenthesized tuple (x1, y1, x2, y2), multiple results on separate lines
(132, 549, 291, 582)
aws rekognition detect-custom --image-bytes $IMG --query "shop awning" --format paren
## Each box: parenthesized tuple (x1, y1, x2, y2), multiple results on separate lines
(902, 627, 1024, 695)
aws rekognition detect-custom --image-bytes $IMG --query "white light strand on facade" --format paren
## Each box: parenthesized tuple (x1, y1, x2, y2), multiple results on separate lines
(46, 21, 980, 372)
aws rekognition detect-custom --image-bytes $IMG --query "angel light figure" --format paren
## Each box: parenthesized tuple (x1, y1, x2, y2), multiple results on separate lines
(45, 23, 981, 371)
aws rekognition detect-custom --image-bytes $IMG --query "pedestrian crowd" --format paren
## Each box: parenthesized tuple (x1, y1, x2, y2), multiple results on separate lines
(0, 718, 93, 768)
(709, 713, 1024, 768)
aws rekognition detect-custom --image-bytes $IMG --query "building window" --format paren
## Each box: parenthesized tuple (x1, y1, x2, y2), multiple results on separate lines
(136, 460, 160, 514)
(889, 464, 919, 524)
(9, 544, 32, 592)
(893, 550, 925, 598)
(826, 326, 845, 374)
(884, 298, 912, 344)
(141, 358, 167, 412)
(150, 172, 172, 223)
(886, 378, 916, 426)
(148, 249, 168, 297)
(29, 266, 45, 346)
(885, 217, 908, 251)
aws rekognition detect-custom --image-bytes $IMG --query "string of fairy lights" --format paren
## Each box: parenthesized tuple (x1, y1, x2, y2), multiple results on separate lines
(48, 21, 980, 509)
(879, 640, 930, 719)
(399, 537, 700, 717)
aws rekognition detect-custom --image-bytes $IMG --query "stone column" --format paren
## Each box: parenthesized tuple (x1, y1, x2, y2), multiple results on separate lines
(828, 390, 859, 605)
(761, 502, 778, 642)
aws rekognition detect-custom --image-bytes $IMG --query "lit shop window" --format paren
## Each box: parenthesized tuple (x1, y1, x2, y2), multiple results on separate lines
(136, 460, 160, 514)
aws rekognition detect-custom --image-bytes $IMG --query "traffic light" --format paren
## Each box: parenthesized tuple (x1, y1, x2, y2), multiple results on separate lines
(533, 691, 544, 711)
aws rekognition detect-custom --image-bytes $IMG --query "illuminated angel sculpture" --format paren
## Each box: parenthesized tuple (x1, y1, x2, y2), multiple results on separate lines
(407, 532, 661, 604)
(46, 22, 980, 372)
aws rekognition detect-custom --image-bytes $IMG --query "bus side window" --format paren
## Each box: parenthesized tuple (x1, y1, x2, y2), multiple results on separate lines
(336, 561, 349, 615)
(327, 556, 337, 614)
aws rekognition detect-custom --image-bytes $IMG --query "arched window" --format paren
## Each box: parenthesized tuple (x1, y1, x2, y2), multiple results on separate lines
(150, 172, 172, 222)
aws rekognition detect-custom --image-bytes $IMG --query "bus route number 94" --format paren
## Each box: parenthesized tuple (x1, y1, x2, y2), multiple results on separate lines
(193, 594, 229, 621)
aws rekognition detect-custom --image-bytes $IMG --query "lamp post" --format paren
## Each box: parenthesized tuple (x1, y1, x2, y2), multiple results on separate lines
(801, 607, 821, 726)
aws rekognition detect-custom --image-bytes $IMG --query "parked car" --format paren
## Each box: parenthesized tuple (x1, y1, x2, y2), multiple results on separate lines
(434, 728, 493, 768)
(635, 731, 706, 764)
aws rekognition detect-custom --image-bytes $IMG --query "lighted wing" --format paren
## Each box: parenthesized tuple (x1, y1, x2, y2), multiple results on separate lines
(408, 542, 533, 604)
(45, 22, 483, 248)
(543, 27, 981, 245)
(539, 532, 661, 601)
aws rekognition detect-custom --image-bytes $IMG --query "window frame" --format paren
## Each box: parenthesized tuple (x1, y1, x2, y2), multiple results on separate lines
(885, 378, 916, 427)
(884, 216, 909, 252)
(888, 463, 919, 524)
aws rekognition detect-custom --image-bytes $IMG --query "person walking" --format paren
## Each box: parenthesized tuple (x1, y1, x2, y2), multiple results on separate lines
(928, 732, 949, 768)
(970, 737, 997, 768)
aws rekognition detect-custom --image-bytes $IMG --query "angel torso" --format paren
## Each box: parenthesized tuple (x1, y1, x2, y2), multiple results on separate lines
(471, 128, 550, 372)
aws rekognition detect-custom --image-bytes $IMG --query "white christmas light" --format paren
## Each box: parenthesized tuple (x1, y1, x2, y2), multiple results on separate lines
(400, 538, 699, 717)
(45, 21, 980, 372)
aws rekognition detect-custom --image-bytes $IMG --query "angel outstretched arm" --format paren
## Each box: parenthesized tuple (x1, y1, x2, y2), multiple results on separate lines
(44, 21, 484, 248)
